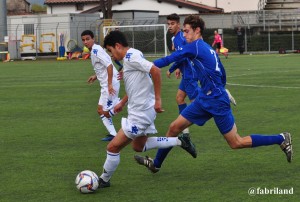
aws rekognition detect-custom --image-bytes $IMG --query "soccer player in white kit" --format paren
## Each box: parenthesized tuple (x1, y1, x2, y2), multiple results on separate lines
(81, 30, 120, 141)
(97, 30, 197, 188)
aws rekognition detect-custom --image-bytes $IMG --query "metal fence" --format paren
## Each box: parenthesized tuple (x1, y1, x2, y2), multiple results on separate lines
(4, 9, 300, 60)
(229, 10, 300, 53)
(6, 20, 102, 59)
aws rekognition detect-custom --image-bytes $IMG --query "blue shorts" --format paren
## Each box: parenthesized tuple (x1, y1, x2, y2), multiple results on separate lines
(178, 79, 199, 100)
(181, 91, 235, 134)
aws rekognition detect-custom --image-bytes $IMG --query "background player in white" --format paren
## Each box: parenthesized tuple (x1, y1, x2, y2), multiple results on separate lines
(81, 30, 120, 141)
(97, 30, 197, 188)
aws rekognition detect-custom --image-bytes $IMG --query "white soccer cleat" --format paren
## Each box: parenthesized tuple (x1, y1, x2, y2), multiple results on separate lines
(225, 89, 237, 106)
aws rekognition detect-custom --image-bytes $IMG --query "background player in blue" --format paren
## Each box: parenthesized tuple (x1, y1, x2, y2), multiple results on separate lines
(134, 13, 198, 173)
(135, 15, 293, 173)
(165, 13, 199, 135)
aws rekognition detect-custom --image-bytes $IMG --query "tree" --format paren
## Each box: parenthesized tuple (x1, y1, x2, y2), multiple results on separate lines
(31, 4, 46, 13)
(100, 0, 112, 19)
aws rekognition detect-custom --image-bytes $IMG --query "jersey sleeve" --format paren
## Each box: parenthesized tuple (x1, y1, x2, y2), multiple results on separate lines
(154, 43, 195, 68)
(168, 58, 186, 73)
(168, 62, 179, 73)
(96, 48, 113, 68)
(128, 51, 153, 73)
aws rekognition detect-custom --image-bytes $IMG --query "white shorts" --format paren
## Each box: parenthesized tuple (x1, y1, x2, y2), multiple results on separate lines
(98, 82, 120, 111)
(122, 108, 157, 139)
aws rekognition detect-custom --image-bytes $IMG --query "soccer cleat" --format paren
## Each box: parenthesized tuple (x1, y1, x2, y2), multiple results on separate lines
(98, 178, 110, 188)
(134, 155, 160, 173)
(101, 134, 115, 141)
(178, 133, 197, 158)
(280, 132, 293, 163)
(225, 89, 237, 106)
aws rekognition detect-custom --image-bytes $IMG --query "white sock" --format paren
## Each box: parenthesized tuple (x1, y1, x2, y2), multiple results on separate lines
(182, 128, 189, 134)
(143, 137, 181, 152)
(100, 151, 120, 182)
(101, 115, 117, 136)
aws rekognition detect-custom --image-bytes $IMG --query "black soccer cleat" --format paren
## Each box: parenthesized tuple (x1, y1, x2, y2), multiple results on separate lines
(98, 178, 110, 188)
(178, 133, 197, 158)
(134, 155, 160, 174)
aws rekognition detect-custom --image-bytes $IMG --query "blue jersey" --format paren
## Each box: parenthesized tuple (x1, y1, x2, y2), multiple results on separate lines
(154, 39, 227, 98)
(167, 31, 197, 80)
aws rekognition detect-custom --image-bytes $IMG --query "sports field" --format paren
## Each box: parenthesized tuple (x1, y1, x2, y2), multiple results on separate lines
(0, 54, 299, 201)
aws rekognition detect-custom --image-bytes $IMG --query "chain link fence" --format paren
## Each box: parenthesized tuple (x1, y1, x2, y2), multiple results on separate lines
(4, 10, 300, 59)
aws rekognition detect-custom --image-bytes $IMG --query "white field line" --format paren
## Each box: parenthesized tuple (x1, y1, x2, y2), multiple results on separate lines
(227, 83, 300, 89)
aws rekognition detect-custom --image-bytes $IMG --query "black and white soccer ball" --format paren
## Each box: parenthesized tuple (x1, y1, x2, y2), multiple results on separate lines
(75, 170, 99, 193)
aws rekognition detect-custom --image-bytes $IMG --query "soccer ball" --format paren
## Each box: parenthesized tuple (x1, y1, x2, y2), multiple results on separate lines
(75, 170, 99, 193)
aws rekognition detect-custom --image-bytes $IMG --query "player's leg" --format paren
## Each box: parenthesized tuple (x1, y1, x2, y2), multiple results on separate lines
(177, 80, 189, 134)
(142, 81, 190, 170)
(99, 128, 132, 187)
(128, 116, 193, 153)
(99, 84, 120, 141)
(216, 112, 292, 162)
(134, 116, 196, 173)
(132, 135, 182, 152)
(135, 101, 205, 173)
(98, 105, 117, 140)
(216, 42, 220, 53)
(176, 89, 187, 114)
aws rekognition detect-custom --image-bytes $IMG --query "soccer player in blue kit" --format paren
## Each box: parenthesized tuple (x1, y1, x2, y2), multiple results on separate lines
(164, 13, 199, 135)
(134, 15, 293, 173)
(134, 13, 199, 172)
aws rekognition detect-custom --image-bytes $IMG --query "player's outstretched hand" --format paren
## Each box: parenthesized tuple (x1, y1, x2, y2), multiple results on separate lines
(108, 84, 116, 95)
(154, 99, 164, 113)
(87, 75, 97, 84)
(175, 69, 181, 79)
(117, 71, 123, 80)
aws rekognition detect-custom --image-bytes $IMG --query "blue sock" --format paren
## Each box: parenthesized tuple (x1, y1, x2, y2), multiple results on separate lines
(178, 103, 187, 114)
(251, 134, 284, 147)
(153, 147, 173, 168)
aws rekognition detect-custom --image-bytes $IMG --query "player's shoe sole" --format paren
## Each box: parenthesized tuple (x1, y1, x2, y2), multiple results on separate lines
(280, 132, 293, 163)
(99, 178, 110, 188)
(101, 134, 115, 141)
(178, 133, 197, 158)
(134, 155, 160, 173)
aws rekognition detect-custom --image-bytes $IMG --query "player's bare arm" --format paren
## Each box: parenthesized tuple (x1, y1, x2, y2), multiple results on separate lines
(107, 64, 116, 95)
(114, 95, 128, 114)
(150, 65, 164, 113)
(87, 74, 97, 84)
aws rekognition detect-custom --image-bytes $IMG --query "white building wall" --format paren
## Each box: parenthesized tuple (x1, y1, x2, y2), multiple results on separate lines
(189, 0, 259, 12)
(7, 14, 100, 55)
(112, 0, 200, 15)
(47, 3, 99, 14)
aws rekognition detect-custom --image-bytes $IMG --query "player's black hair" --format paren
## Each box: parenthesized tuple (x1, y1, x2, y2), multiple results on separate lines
(167, 13, 180, 23)
(183, 15, 205, 35)
(81, 30, 94, 38)
(104, 30, 129, 48)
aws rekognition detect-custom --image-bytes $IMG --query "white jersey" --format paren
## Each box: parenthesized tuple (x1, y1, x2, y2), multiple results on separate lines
(90, 44, 119, 88)
(123, 48, 155, 113)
